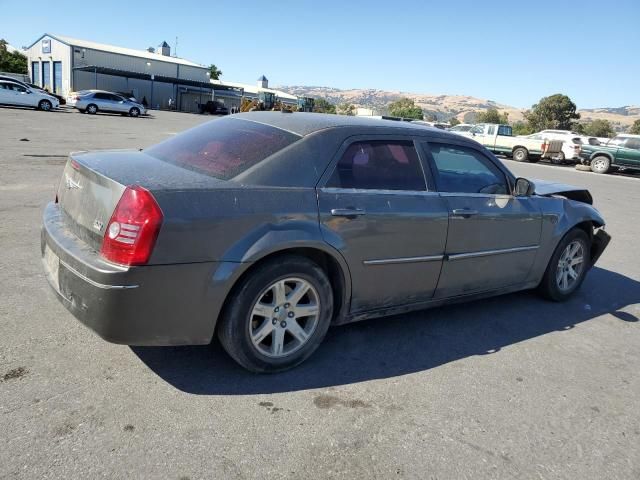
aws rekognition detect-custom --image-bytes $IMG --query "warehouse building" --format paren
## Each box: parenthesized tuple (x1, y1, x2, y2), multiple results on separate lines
(24, 33, 302, 113)
(24, 33, 241, 112)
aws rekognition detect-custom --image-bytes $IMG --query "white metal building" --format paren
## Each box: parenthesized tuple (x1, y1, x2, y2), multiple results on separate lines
(24, 34, 237, 112)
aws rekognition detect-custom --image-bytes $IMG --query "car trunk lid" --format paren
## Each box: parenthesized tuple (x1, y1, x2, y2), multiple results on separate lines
(57, 150, 226, 252)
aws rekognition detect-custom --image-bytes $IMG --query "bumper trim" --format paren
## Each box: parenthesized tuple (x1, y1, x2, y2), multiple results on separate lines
(60, 259, 139, 290)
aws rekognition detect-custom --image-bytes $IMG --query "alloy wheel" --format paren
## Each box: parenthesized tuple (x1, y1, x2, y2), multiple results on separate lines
(248, 277, 321, 358)
(556, 240, 585, 292)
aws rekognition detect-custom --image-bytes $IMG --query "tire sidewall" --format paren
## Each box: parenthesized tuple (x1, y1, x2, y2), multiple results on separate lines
(87, 104, 98, 114)
(39, 100, 52, 111)
(130, 107, 140, 117)
(219, 257, 333, 373)
(514, 148, 528, 162)
(591, 156, 610, 174)
(540, 229, 591, 301)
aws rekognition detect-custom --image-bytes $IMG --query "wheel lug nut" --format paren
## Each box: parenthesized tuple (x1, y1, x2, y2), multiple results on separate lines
(280, 321, 287, 328)
(274, 307, 279, 313)
(284, 303, 290, 309)
(288, 312, 294, 318)
(272, 318, 277, 325)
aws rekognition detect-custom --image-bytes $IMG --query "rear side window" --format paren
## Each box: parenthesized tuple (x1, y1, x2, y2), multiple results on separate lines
(426, 143, 508, 195)
(326, 141, 426, 191)
(145, 118, 301, 180)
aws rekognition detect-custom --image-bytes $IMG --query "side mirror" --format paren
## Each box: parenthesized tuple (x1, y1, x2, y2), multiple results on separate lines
(514, 177, 535, 196)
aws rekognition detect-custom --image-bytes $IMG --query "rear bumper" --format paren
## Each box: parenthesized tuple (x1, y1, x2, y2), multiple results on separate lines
(41, 202, 226, 346)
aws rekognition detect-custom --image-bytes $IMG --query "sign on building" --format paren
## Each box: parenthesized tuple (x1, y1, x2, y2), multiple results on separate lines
(42, 39, 51, 54)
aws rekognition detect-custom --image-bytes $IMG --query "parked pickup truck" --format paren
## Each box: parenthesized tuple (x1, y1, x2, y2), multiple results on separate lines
(457, 123, 563, 163)
(578, 134, 640, 174)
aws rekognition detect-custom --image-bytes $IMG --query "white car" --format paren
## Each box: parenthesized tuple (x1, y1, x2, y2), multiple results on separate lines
(525, 130, 585, 163)
(449, 123, 474, 133)
(0, 80, 59, 111)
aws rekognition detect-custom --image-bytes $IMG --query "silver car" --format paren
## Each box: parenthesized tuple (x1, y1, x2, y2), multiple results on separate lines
(75, 90, 146, 117)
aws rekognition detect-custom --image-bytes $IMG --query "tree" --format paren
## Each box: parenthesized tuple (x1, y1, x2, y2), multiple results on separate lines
(449, 117, 461, 127)
(584, 119, 615, 138)
(571, 122, 586, 134)
(630, 119, 640, 135)
(388, 97, 423, 120)
(512, 121, 534, 136)
(313, 98, 336, 114)
(336, 103, 356, 116)
(524, 94, 580, 131)
(475, 108, 509, 124)
(208, 64, 222, 80)
(0, 39, 27, 74)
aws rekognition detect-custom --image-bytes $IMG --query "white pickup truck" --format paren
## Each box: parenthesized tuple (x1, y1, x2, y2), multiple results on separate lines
(456, 123, 563, 163)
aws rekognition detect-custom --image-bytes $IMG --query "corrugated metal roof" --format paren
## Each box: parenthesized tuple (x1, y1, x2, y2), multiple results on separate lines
(41, 34, 206, 68)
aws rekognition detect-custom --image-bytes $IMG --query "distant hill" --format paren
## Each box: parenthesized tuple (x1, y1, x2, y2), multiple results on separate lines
(276, 85, 639, 131)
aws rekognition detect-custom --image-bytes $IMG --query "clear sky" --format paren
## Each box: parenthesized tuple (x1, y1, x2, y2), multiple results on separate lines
(2, 0, 638, 108)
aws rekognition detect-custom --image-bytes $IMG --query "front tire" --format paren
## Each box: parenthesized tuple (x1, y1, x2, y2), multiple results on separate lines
(538, 229, 591, 301)
(129, 107, 140, 117)
(217, 256, 334, 373)
(513, 147, 529, 162)
(38, 99, 52, 111)
(590, 155, 611, 174)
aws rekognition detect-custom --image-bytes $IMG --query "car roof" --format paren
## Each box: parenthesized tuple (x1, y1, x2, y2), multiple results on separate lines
(234, 111, 453, 137)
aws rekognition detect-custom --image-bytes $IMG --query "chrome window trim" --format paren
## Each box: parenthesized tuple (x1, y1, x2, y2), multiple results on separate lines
(320, 187, 440, 197)
(447, 245, 539, 261)
(60, 260, 139, 290)
(363, 254, 444, 266)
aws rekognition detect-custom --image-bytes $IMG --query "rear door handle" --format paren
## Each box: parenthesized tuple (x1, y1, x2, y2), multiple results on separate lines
(331, 208, 366, 217)
(452, 208, 479, 218)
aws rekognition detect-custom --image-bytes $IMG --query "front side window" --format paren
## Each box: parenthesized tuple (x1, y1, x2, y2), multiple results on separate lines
(470, 125, 484, 135)
(326, 140, 426, 191)
(625, 138, 640, 150)
(426, 143, 508, 195)
(487, 125, 496, 135)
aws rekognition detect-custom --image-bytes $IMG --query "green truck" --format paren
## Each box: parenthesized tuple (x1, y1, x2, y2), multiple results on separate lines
(578, 134, 640, 174)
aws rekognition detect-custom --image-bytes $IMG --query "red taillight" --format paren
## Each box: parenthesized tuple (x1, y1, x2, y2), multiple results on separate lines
(100, 185, 163, 266)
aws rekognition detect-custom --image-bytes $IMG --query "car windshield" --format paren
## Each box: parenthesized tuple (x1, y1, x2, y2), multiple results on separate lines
(145, 118, 301, 180)
(607, 137, 627, 146)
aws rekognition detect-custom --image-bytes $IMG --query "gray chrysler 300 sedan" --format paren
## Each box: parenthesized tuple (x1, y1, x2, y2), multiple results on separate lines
(41, 112, 610, 372)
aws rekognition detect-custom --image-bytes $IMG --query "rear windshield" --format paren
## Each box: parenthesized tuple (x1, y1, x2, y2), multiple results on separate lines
(145, 118, 301, 180)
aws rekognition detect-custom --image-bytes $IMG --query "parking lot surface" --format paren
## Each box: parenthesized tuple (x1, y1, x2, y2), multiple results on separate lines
(1, 107, 639, 479)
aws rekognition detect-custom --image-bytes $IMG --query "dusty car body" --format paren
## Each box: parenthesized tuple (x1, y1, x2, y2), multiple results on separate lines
(41, 112, 610, 372)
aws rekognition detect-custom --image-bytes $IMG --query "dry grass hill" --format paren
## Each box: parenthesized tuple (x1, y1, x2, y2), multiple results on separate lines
(277, 85, 639, 131)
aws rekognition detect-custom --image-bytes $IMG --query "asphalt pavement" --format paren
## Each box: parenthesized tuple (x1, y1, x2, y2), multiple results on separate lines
(1, 107, 638, 479)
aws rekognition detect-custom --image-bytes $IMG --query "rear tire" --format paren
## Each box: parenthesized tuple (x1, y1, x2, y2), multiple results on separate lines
(217, 255, 333, 373)
(513, 147, 529, 162)
(538, 229, 591, 301)
(590, 155, 611, 174)
(129, 107, 140, 117)
(552, 151, 565, 164)
(38, 99, 52, 111)
(86, 104, 98, 114)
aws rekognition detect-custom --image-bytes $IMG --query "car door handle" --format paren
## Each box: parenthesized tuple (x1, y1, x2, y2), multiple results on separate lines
(452, 208, 479, 218)
(330, 208, 366, 217)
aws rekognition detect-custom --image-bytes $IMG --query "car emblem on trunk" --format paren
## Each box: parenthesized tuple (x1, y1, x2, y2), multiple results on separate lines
(65, 174, 82, 190)
(93, 219, 104, 232)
